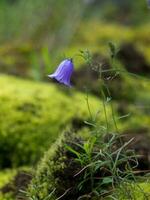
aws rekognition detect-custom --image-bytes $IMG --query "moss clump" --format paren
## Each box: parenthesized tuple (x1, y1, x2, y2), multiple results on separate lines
(111, 182, 150, 200)
(0, 169, 16, 200)
(27, 133, 84, 200)
(0, 74, 103, 168)
(0, 169, 17, 189)
(0, 193, 13, 200)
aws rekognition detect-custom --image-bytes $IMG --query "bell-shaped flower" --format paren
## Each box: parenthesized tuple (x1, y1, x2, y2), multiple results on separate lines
(147, 0, 150, 8)
(48, 59, 74, 87)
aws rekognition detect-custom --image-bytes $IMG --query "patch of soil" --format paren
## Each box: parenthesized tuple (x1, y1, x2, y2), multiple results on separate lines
(117, 43, 150, 75)
(71, 118, 90, 131)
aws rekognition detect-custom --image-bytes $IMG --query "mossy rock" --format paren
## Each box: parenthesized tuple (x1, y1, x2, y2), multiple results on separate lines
(0, 74, 149, 168)
(27, 133, 82, 200)
(27, 132, 150, 200)
(0, 74, 105, 168)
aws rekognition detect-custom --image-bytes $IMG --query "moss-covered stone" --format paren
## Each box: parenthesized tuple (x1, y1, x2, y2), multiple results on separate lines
(27, 133, 82, 200)
(27, 131, 150, 200)
(0, 74, 149, 168)
(0, 74, 104, 168)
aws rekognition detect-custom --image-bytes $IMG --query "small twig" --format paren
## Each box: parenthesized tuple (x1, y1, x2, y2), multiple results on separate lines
(74, 164, 91, 177)
(133, 170, 150, 174)
(56, 188, 72, 200)
(77, 194, 91, 200)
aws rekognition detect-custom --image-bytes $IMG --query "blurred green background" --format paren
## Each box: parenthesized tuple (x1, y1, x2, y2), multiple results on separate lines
(0, 0, 150, 199)
(0, 0, 150, 80)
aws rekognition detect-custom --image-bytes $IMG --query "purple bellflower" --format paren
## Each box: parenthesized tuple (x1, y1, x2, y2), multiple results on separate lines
(48, 59, 74, 87)
(147, 0, 150, 8)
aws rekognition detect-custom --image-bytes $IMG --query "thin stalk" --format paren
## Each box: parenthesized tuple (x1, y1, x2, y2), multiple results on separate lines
(101, 88, 109, 133)
(85, 90, 93, 121)
(104, 83, 119, 133)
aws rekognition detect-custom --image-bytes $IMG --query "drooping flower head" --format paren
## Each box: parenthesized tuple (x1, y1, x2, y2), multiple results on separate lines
(48, 59, 74, 87)
(147, 0, 150, 8)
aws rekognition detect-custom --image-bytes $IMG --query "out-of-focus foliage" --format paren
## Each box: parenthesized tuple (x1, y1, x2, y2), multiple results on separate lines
(0, 1, 149, 81)
(0, 0, 149, 45)
(69, 21, 150, 64)
(1, 22, 150, 81)
(0, 0, 84, 46)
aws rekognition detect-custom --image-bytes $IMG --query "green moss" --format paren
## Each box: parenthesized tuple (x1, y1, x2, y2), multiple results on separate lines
(0, 193, 14, 200)
(111, 181, 150, 200)
(27, 133, 76, 200)
(0, 169, 17, 188)
(0, 74, 105, 168)
(0, 167, 32, 200)
(116, 75, 150, 132)
(0, 74, 149, 168)
(0, 169, 17, 200)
